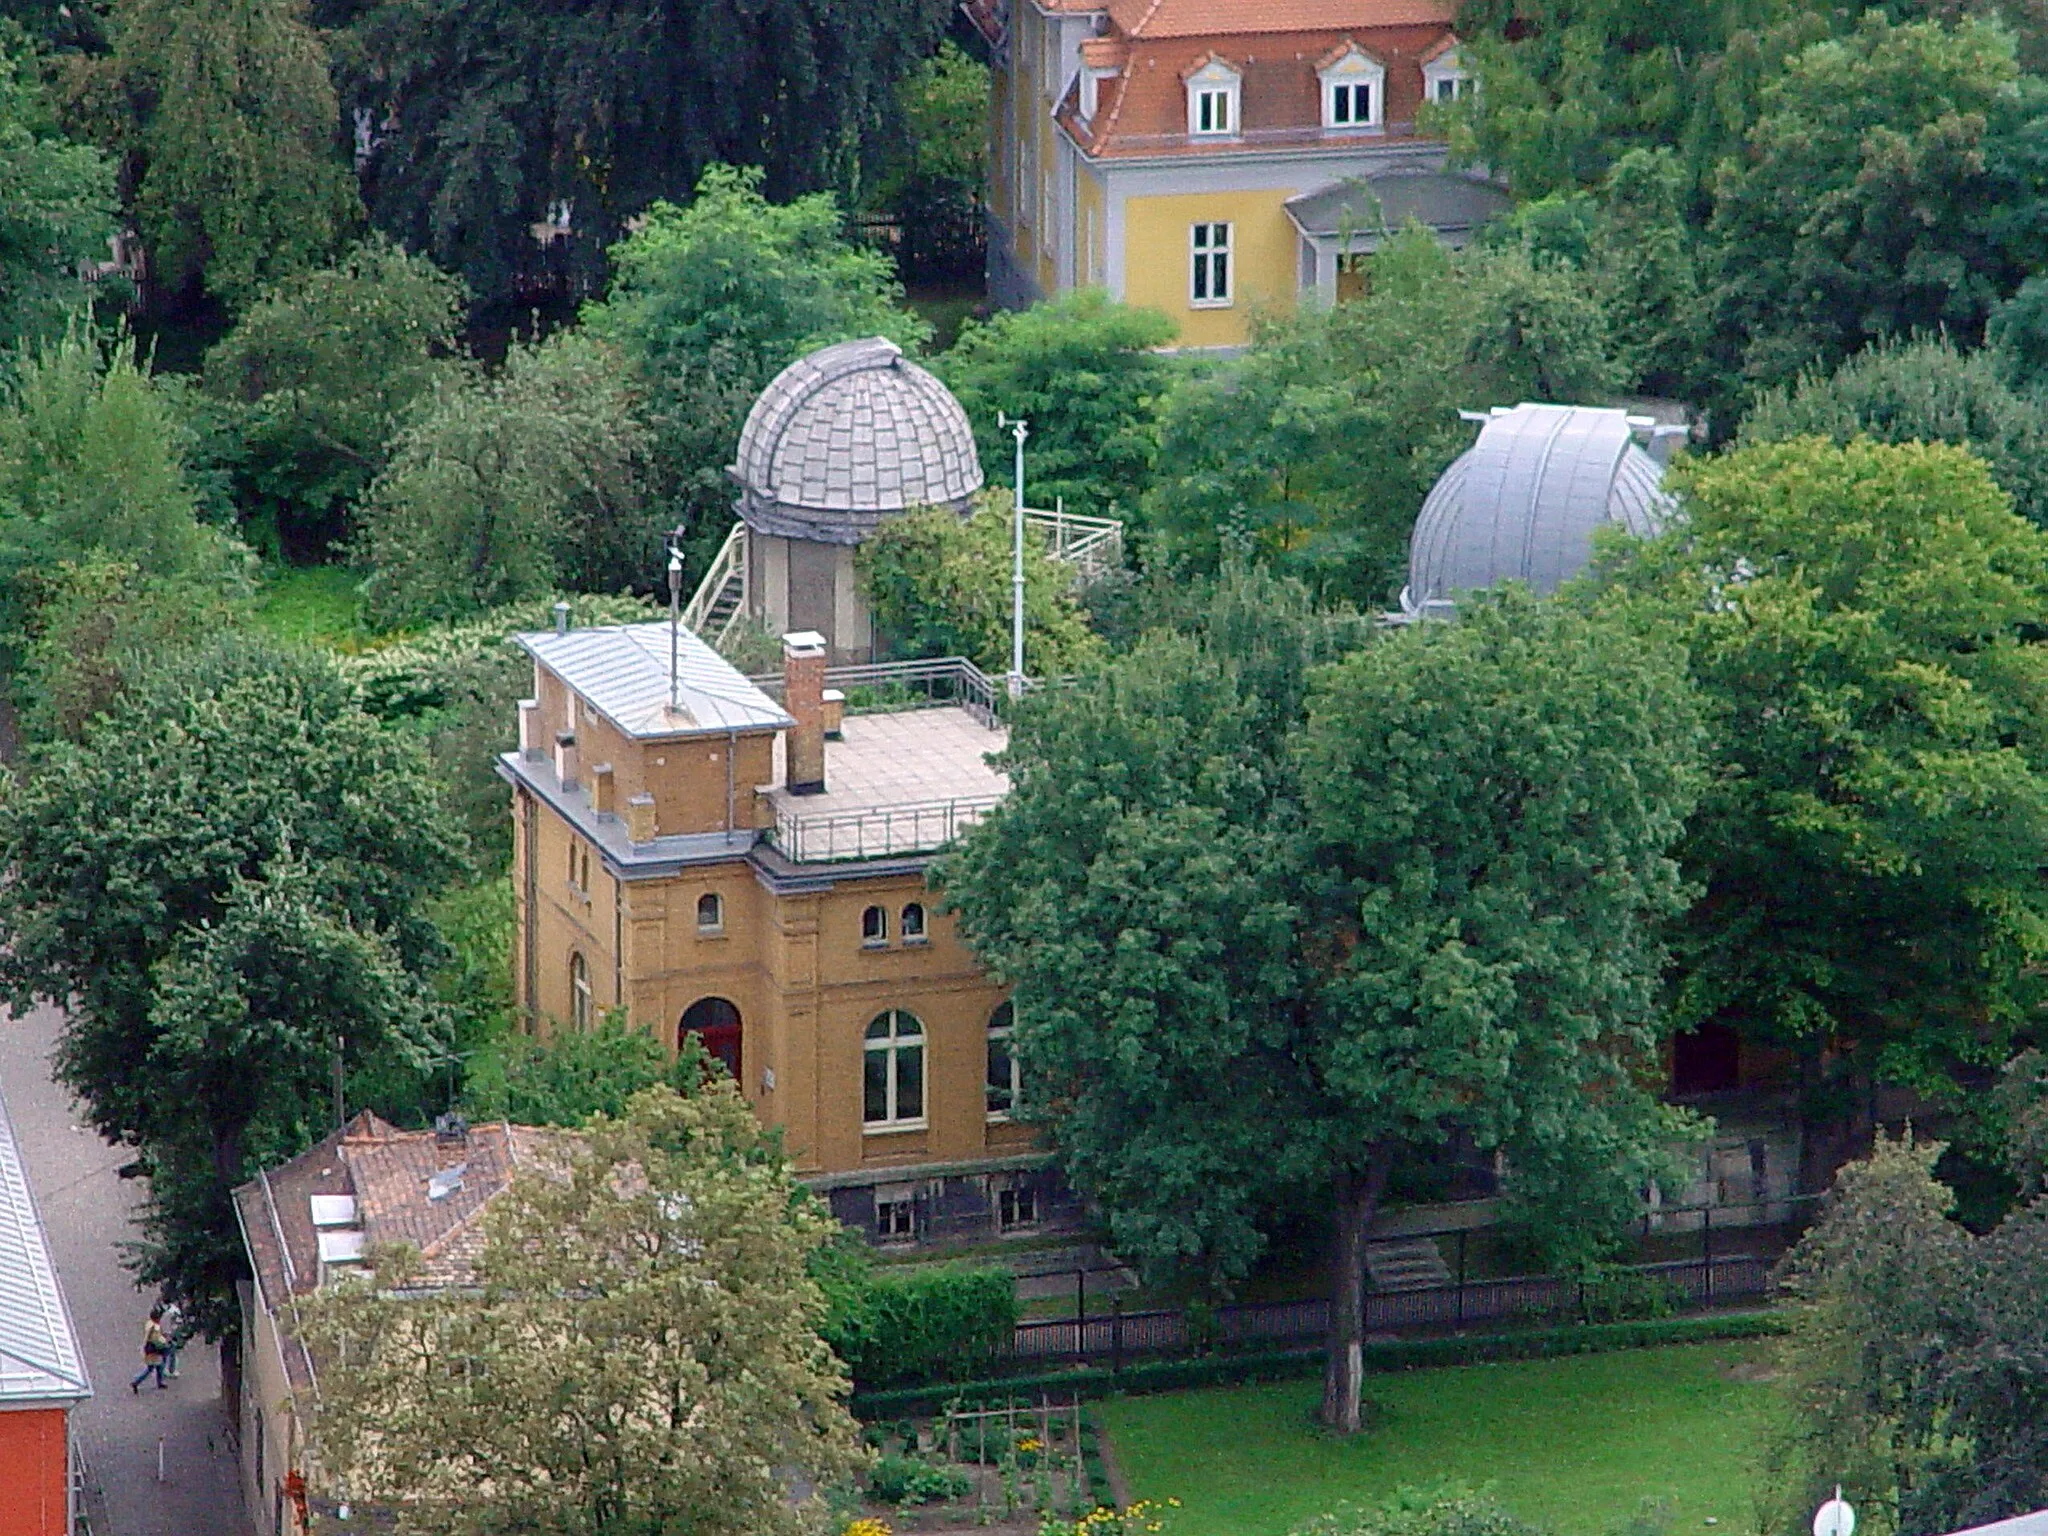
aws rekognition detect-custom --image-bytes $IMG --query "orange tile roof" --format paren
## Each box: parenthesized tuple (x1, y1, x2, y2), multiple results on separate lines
(1081, 36, 1131, 66)
(1108, 0, 1454, 37)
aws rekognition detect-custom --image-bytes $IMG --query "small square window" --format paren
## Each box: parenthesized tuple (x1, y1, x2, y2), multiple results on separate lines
(997, 1186, 1039, 1231)
(876, 1198, 915, 1240)
(1331, 82, 1371, 125)
(1193, 87, 1232, 135)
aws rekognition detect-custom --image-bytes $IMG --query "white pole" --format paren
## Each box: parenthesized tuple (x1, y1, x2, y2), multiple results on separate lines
(1002, 414, 1029, 700)
(667, 544, 684, 711)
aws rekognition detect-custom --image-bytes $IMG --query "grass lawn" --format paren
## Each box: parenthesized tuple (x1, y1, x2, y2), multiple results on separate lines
(252, 566, 370, 651)
(1098, 1341, 1773, 1536)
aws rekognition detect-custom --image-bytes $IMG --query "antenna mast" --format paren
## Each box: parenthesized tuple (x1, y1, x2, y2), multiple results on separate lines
(998, 412, 1029, 700)
(666, 527, 685, 712)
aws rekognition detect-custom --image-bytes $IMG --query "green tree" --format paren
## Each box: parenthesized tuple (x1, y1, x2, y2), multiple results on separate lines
(1144, 229, 1617, 606)
(463, 1016, 718, 1129)
(1705, 16, 2048, 404)
(101, 0, 362, 311)
(294, 1083, 866, 1536)
(940, 574, 1701, 1432)
(855, 495, 1104, 675)
(584, 163, 930, 575)
(357, 331, 652, 628)
(936, 290, 1175, 523)
(331, 0, 952, 309)
(202, 238, 468, 560)
(0, 37, 117, 349)
(1592, 438, 2048, 1185)
(868, 41, 992, 283)
(1740, 335, 2048, 527)
(0, 634, 465, 1333)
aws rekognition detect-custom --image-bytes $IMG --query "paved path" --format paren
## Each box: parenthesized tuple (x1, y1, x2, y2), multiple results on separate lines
(1, 1004, 250, 1536)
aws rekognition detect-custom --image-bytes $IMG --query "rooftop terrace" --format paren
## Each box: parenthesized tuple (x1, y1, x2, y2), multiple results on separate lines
(765, 706, 1008, 862)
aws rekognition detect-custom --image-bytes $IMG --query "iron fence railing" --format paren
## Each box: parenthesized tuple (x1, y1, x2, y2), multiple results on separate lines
(771, 794, 1004, 863)
(746, 655, 1005, 727)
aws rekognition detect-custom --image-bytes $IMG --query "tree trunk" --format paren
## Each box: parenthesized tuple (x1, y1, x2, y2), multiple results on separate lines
(1320, 1147, 1394, 1433)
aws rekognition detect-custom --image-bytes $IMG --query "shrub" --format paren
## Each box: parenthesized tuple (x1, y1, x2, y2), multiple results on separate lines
(868, 1454, 972, 1505)
(1293, 1486, 1541, 1536)
(819, 1251, 1020, 1391)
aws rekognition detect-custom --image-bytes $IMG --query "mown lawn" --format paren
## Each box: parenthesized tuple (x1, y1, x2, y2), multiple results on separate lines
(252, 565, 370, 651)
(1098, 1341, 1774, 1536)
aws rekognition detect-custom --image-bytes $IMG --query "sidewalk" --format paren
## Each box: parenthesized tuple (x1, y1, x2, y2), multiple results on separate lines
(0, 1003, 249, 1536)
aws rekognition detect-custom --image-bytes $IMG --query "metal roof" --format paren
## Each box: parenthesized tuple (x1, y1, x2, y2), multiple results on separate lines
(730, 337, 983, 546)
(1949, 1513, 2048, 1536)
(0, 1088, 90, 1404)
(515, 621, 796, 740)
(1285, 168, 1510, 244)
(1402, 403, 1673, 617)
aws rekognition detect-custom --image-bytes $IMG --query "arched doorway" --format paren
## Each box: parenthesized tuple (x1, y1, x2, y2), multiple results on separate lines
(680, 997, 742, 1082)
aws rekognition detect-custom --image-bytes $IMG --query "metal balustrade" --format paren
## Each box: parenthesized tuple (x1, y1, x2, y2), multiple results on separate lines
(771, 794, 1003, 863)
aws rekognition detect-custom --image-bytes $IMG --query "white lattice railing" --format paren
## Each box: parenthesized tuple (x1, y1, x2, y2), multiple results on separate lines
(679, 522, 748, 648)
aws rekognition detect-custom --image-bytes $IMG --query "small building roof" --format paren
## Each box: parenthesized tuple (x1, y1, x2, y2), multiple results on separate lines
(1949, 1513, 2048, 1536)
(1285, 167, 1509, 243)
(1402, 403, 1674, 617)
(1106, 0, 1453, 36)
(515, 621, 795, 741)
(0, 1088, 90, 1405)
(730, 337, 983, 546)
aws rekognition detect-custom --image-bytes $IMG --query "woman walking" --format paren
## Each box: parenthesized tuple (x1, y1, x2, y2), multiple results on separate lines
(129, 1307, 170, 1393)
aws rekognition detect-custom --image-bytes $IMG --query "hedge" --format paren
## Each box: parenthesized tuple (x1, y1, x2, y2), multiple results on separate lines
(823, 1263, 1021, 1392)
(851, 1308, 1788, 1417)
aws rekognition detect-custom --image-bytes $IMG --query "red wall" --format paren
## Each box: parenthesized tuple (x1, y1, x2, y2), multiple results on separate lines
(0, 1407, 70, 1536)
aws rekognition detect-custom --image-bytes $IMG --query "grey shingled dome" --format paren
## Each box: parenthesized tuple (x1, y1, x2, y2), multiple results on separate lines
(1401, 403, 1673, 618)
(730, 337, 984, 545)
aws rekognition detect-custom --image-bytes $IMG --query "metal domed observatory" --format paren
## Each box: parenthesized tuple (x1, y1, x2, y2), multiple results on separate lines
(1400, 403, 1683, 619)
(724, 336, 983, 662)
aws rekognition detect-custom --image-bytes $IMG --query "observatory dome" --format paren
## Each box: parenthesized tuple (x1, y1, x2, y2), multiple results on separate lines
(1401, 403, 1675, 618)
(730, 336, 983, 545)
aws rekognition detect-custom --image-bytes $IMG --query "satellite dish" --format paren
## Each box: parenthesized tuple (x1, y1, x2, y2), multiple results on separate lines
(1813, 1490, 1855, 1536)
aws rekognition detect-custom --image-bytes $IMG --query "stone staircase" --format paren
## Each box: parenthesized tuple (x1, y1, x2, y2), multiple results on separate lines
(1365, 1236, 1452, 1293)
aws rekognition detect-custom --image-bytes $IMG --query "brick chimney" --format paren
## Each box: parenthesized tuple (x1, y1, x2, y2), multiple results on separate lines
(783, 631, 828, 796)
(554, 730, 579, 792)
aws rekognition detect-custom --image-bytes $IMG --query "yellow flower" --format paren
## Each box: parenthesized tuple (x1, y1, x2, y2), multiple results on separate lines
(843, 1518, 893, 1536)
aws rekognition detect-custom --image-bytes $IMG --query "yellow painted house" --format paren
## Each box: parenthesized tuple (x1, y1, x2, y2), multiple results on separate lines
(972, 0, 1510, 347)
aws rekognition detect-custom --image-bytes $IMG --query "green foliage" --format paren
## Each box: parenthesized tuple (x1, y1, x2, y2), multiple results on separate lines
(463, 1015, 717, 1129)
(584, 164, 931, 575)
(251, 565, 369, 650)
(1572, 1268, 1686, 1326)
(1293, 1486, 1543, 1536)
(1740, 335, 2048, 527)
(867, 42, 991, 283)
(105, 0, 362, 310)
(868, 1454, 973, 1505)
(817, 1243, 1020, 1391)
(940, 570, 1701, 1428)
(201, 238, 467, 559)
(295, 1084, 867, 1536)
(1591, 438, 2048, 1138)
(0, 633, 464, 1335)
(1705, 16, 2048, 405)
(0, 320, 250, 649)
(356, 330, 652, 628)
(937, 289, 1177, 522)
(1143, 229, 1618, 606)
(0, 37, 117, 350)
(328, 0, 952, 308)
(855, 496, 1104, 674)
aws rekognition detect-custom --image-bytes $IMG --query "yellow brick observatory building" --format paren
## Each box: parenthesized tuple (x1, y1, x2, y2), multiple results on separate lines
(977, 0, 1510, 347)
(500, 341, 1061, 1244)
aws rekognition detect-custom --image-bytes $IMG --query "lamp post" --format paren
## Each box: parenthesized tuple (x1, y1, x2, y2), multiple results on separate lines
(997, 412, 1029, 700)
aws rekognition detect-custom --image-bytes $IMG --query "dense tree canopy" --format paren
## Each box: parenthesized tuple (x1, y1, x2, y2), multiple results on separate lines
(1592, 438, 2048, 1181)
(0, 39, 117, 351)
(296, 1083, 865, 1536)
(0, 636, 463, 1332)
(941, 573, 1701, 1431)
(328, 0, 952, 309)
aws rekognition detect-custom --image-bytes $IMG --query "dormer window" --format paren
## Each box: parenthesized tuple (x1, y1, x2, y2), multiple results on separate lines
(1424, 44, 1475, 106)
(1320, 45, 1386, 131)
(1185, 56, 1241, 138)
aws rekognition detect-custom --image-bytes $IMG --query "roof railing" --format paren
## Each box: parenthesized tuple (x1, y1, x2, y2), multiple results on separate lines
(747, 656, 1005, 729)
(770, 793, 1003, 863)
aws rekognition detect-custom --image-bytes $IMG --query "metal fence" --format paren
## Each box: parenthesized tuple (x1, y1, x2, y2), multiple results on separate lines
(770, 794, 1004, 863)
(746, 655, 1005, 728)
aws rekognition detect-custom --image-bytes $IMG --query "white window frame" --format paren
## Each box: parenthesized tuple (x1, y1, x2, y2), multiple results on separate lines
(696, 891, 723, 935)
(901, 902, 928, 944)
(570, 952, 592, 1033)
(1424, 47, 1475, 107)
(863, 1010, 927, 1132)
(1190, 222, 1233, 308)
(996, 1183, 1040, 1231)
(1320, 49, 1386, 131)
(861, 904, 888, 948)
(1185, 60, 1241, 138)
(986, 1002, 1020, 1121)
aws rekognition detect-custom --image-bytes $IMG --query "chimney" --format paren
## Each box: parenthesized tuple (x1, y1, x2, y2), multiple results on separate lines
(591, 763, 616, 818)
(518, 699, 543, 760)
(782, 631, 828, 796)
(625, 792, 657, 844)
(554, 730, 579, 791)
(822, 688, 846, 740)
(553, 600, 571, 636)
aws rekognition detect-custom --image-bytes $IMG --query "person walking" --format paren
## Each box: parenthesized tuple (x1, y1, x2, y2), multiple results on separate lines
(158, 1299, 184, 1379)
(129, 1307, 170, 1393)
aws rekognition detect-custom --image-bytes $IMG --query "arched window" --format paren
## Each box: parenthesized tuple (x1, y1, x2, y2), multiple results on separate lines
(861, 905, 887, 946)
(570, 953, 593, 1033)
(986, 1001, 1018, 1119)
(863, 1010, 925, 1128)
(697, 892, 723, 933)
(901, 902, 927, 942)
(680, 997, 743, 1081)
